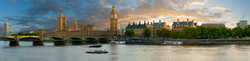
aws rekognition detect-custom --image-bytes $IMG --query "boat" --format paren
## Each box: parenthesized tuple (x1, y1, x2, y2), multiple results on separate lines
(161, 41, 183, 45)
(86, 50, 108, 54)
(198, 42, 216, 45)
(109, 41, 125, 44)
(89, 43, 102, 47)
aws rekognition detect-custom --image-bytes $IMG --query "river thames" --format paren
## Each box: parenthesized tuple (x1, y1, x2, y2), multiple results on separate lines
(0, 41, 250, 61)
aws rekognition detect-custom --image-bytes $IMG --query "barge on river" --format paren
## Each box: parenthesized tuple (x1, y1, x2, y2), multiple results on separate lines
(125, 39, 162, 45)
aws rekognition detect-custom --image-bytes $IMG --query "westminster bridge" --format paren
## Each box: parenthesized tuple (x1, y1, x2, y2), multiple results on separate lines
(0, 36, 109, 46)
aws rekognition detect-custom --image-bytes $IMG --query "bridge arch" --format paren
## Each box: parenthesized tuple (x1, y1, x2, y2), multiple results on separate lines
(18, 37, 41, 41)
(85, 37, 97, 41)
(98, 37, 108, 42)
(0, 36, 17, 41)
(66, 36, 82, 41)
(44, 36, 64, 41)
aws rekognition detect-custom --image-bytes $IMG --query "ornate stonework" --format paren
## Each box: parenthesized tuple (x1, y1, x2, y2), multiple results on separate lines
(40, 4, 118, 37)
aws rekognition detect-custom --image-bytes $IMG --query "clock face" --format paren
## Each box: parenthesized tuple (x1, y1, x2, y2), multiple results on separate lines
(115, 14, 117, 18)
(111, 15, 113, 18)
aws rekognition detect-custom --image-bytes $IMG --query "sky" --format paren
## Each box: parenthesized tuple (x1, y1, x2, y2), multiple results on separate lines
(0, 0, 250, 35)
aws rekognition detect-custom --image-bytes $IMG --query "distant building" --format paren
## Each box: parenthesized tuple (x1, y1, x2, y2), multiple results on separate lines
(202, 23, 225, 27)
(151, 20, 171, 37)
(30, 31, 34, 33)
(41, 4, 118, 37)
(237, 20, 247, 28)
(126, 21, 151, 36)
(4, 22, 9, 36)
(172, 18, 197, 31)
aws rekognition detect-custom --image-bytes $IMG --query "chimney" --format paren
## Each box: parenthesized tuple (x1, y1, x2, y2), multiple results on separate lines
(159, 20, 161, 23)
(151, 22, 153, 25)
(177, 19, 179, 22)
(133, 22, 135, 25)
(139, 21, 141, 25)
(144, 21, 146, 25)
(148, 21, 149, 25)
(187, 18, 189, 22)
(128, 22, 130, 25)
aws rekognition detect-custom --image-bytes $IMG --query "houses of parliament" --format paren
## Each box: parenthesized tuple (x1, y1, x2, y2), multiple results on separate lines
(39, 5, 118, 37)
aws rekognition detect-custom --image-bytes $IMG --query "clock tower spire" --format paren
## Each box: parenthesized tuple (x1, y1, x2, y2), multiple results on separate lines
(110, 4, 118, 36)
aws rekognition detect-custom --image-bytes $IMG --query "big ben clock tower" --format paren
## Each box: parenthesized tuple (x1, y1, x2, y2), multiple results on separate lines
(110, 4, 118, 36)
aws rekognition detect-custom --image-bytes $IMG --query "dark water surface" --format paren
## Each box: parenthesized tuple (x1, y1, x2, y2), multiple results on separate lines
(0, 41, 250, 61)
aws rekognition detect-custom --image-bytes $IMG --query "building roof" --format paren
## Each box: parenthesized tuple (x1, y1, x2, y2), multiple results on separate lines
(46, 32, 55, 34)
(70, 30, 80, 32)
(240, 20, 247, 22)
(153, 23, 165, 26)
(172, 21, 197, 27)
(153, 22, 171, 27)
(126, 24, 148, 29)
(57, 30, 67, 32)
(111, 4, 117, 13)
(202, 23, 225, 27)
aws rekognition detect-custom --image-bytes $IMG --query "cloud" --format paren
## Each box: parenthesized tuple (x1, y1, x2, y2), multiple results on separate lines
(228, 16, 237, 20)
(205, 0, 208, 2)
(212, 6, 233, 14)
(189, 0, 205, 6)
(1, 0, 20, 10)
(1, 15, 58, 32)
(21, 0, 83, 16)
(0, 0, 234, 34)
(19, 25, 41, 32)
(197, 7, 209, 13)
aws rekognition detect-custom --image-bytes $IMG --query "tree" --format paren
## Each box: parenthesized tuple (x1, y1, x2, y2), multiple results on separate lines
(180, 25, 195, 39)
(162, 28, 170, 40)
(170, 30, 181, 39)
(143, 28, 151, 41)
(232, 27, 243, 38)
(195, 25, 205, 38)
(125, 29, 135, 37)
(156, 29, 162, 38)
(219, 26, 226, 38)
(244, 26, 250, 37)
(225, 33, 230, 38)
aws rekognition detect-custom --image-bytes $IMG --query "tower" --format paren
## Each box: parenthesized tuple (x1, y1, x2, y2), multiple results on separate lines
(110, 4, 118, 36)
(73, 16, 78, 30)
(58, 13, 67, 30)
(4, 22, 9, 36)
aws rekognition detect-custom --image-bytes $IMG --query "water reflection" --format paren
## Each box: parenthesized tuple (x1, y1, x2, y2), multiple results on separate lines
(0, 41, 250, 61)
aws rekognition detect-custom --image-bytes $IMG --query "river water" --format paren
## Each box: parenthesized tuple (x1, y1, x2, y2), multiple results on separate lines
(0, 41, 250, 61)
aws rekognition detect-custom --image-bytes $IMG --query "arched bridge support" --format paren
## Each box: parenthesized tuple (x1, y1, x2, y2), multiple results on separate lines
(6, 36, 20, 46)
(18, 36, 43, 46)
(67, 36, 84, 45)
(45, 36, 66, 45)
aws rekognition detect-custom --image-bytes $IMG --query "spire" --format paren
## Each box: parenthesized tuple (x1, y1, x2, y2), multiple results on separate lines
(73, 15, 78, 30)
(61, 13, 64, 17)
(111, 4, 116, 13)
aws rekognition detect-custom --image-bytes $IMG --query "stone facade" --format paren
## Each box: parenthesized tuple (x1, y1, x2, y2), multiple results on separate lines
(237, 20, 247, 28)
(202, 23, 225, 27)
(126, 21, 151, 36)
(40, 4, 118, 37)
(172, 18, 197, 31)
(151, 20, 171, 37)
